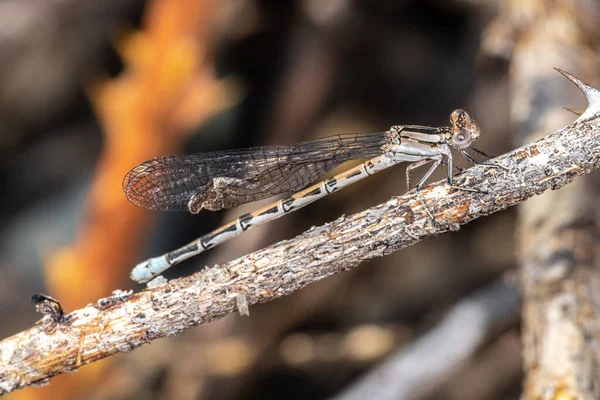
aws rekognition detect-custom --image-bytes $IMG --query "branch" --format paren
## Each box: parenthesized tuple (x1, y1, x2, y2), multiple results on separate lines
(332, 280, 520, 400)
(1, 69, 600, 395)
(484, 3, 600, 397)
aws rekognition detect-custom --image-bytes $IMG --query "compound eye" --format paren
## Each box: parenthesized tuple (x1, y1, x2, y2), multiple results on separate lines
(452, 129, 472, 147)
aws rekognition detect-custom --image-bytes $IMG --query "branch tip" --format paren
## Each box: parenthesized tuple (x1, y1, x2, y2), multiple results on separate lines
(554, 67, 600, 121)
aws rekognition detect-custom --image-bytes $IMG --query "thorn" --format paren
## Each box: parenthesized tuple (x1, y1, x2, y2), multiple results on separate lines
(554, 67, 600, 121)
(563, 106, 583, 116)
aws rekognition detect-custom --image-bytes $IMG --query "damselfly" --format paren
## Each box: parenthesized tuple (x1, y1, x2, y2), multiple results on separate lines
(124, 109, 499, 283)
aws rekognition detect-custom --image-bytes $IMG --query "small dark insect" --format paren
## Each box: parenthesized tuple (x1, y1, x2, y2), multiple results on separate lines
(31, 293, 67, 325)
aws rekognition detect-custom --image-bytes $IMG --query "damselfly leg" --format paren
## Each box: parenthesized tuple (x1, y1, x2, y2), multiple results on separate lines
(410, 157, 443, 220)
(406, 159, 464, 191)
(407, 146, 505, 225)
(460, 148, 509, 171)
(408, 154, 471, 223)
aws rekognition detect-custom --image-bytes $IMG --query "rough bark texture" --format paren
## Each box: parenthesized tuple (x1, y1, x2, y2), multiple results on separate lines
(484, 1, 600, 398)
(2, 77, 600, 393)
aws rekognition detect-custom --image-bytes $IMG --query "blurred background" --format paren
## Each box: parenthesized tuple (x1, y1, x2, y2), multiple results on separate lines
(1, 0, 599, 399)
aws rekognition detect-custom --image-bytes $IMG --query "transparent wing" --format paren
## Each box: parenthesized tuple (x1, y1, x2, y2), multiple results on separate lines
(123, 132, 387, 212)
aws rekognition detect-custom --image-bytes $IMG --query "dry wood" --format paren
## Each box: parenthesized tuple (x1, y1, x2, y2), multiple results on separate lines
(1, 70, 600, 395)
(484, 2, 600, 398)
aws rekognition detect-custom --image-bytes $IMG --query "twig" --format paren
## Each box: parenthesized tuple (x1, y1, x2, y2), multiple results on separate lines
(1, 69, 600, 395)
(332, 280, 520, 400)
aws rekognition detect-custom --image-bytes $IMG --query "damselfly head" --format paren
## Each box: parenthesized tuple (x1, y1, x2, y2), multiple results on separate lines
(449, 109, 480, 150)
